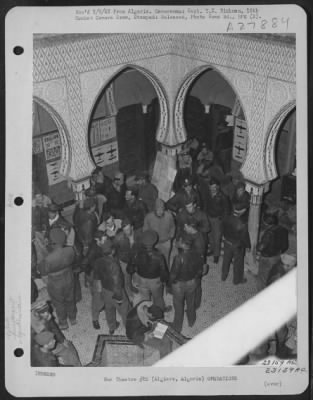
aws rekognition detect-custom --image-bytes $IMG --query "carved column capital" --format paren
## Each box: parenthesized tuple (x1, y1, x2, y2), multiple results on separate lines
(71, 177, 91, 201)
(160, 143, 182, 157)
(245, 181, 270, 205)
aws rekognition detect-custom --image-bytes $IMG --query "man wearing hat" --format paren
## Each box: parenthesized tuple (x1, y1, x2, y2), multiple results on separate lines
(176, 196, 210, 243)
(38, 228, 77, 330)
(221, 204, 251, 285)
(82, 229, 110, 329)
(74, 197, 99, 256)
(114, 218, 142, 303)
(93, 239, 130, 334)
(31, 301, 65, 343)
(31, 302, 81, 366)
(143, 198, 175, 266)
(206, 178, 231, 264)
(256, 213, 289, 290)
(221, 169, 244, 200)
(126, 300, 172, 359)
(135, 172, 159, 213)
(127, 230, 169, 311)
(123, 188, 148, 233)
(98, 211, 122, 238)
(32, 188, 50, 234)
(230, 181, 250, 223)
(169, 236, 204, 333)
(90, 166, 113, 197)
(72, 186, 98, 227)
(48, 202, 83, 303)
(166, 177, 201, 214)
(106, 171, 126, 218)
(31, 331, 59, 367)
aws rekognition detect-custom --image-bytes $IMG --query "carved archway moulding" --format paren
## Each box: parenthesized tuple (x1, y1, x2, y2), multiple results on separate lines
(173, 65, 250, 145)
(264, 101, 296, 182)
(82, 63, 169, 151)
(33, 96, 72, 178)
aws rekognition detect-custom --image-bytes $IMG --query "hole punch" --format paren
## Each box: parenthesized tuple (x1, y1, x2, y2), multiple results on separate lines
(14, 348, 24, 358)
(13, 46, 24, 55)
(14, 196, 24, 206)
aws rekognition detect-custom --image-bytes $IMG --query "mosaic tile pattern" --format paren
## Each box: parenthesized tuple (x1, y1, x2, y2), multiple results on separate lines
(33, 33, 295, 184)
(63, 255, 259, 366)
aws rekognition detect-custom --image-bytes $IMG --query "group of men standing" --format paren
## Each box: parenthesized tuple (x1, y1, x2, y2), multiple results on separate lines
(31, 164, 295, 365)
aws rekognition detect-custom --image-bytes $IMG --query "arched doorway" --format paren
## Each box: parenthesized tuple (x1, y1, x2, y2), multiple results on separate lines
(32, 100, 74, 205)
(88, 67, 160, 178)
(182, 68, 247, 174)
(264, 108, 296, 208)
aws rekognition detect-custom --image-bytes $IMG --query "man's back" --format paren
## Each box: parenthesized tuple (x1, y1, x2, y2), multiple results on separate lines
(39, 246, 75, 275)
(223, 215, 250, 248)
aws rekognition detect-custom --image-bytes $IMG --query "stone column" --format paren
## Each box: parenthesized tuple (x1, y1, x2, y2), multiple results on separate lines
(245, 181, 270, 274)
(71, 177, 91, 208)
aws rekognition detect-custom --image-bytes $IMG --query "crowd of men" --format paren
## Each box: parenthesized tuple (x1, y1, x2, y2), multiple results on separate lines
(31, 144, 297, 366)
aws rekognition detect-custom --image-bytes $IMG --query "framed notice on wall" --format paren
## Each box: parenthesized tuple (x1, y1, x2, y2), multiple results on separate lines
(90, 116, 117, 146)
(46, 159, 65, 186)
(232, 118, 247, 163)
(42, 132, 62, 161)
(91, 140, 119, 167)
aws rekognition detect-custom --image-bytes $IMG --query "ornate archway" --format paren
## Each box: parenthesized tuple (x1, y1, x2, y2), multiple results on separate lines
(174, 65, 248, 145)
(86, 64, 170, 153)
(264, 101, 296, 182)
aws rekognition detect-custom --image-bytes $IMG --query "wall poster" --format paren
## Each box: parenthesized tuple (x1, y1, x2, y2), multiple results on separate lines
(91, 140, 119, 167)
(42, 131, 62, 161)
(90, 116, 117, 146)
(232, 118, 247, 163)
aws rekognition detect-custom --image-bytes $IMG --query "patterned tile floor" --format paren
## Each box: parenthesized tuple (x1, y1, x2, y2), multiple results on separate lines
(63, 255, 259, 366)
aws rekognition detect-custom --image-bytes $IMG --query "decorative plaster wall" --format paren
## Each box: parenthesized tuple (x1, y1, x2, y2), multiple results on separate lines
(133, 55, 206, 146)
(80, 62, 169, 145)
(175, 65, 255, 145)
(33, 33, 296, 185)
(172, 34, 295, 82)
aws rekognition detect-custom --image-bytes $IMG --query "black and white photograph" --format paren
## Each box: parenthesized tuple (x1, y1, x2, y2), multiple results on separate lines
(5, 4, 309, 397)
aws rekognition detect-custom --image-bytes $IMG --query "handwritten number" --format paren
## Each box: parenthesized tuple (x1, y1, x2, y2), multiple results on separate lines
(272, 18, 278, 28)
(281, 17, 289, 30)
(261, 20, 267, 29)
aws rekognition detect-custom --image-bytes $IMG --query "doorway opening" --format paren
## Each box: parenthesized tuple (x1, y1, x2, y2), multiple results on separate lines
(183, 68, 247, 175)
(88, 67, 160, 179)
(32, 100, 74, 206)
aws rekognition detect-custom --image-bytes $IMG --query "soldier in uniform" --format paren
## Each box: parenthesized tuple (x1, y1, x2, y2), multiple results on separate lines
(127, 230, 169, 310)
(221, 205, 251, 285)
(123, 188, 148, 234)
(206, 178, 230, 264)
(38, 228, 77, 330)
(169, 236, 204, 333)
(256, 213, 289, 290)
(167, 177, 201, 214)
(93, 239, 130, 334)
